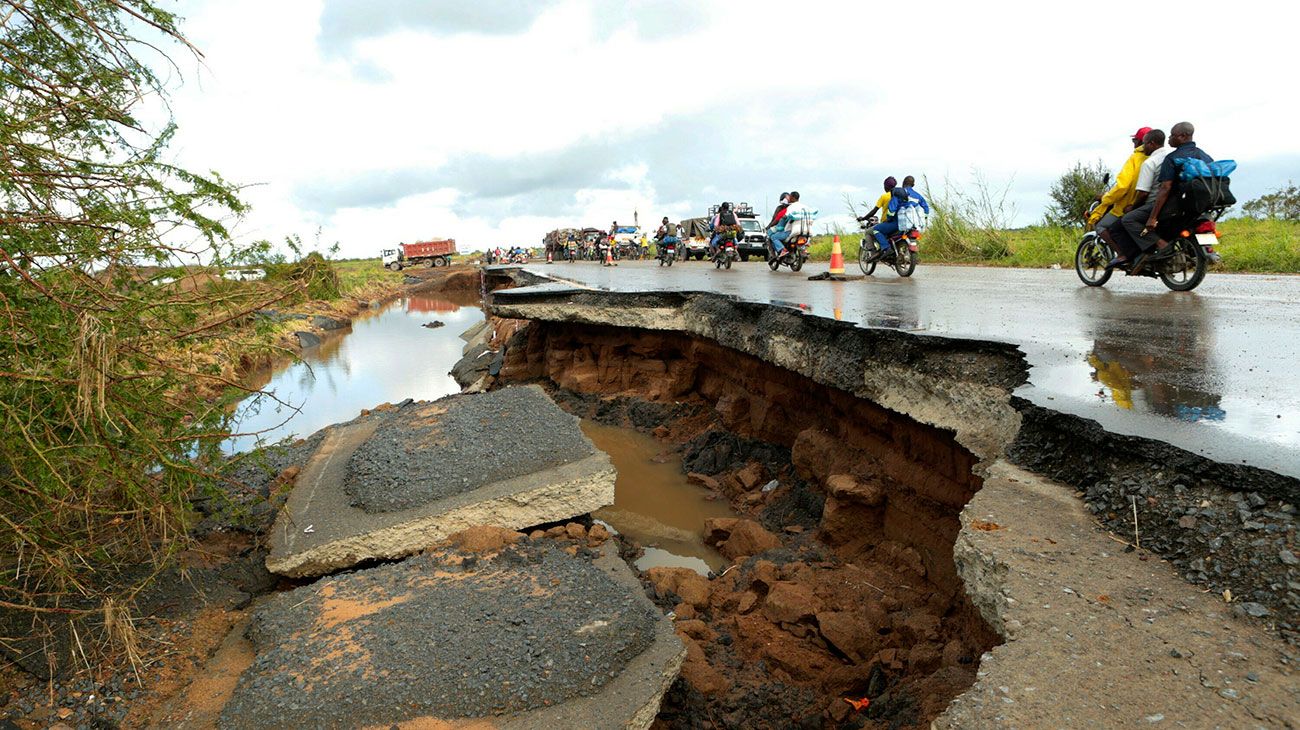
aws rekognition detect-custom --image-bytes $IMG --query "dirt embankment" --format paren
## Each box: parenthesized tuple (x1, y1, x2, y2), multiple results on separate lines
(495, 322, 1000, 728)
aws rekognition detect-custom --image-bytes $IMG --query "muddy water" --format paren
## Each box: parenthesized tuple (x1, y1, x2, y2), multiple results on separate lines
(226, 292, 484, 453)
(581, 421, 739, 575)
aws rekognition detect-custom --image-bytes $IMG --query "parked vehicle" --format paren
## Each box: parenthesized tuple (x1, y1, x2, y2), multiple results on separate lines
(611, 225, 641, 254)
(679, 218, 711, 260)
(382, 239, 456, 270)
(857, 218, 918, 277)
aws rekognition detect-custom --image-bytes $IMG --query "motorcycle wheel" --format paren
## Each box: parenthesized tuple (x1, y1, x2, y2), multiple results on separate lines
(858, 239, 877, 276)
(667, 255, 673, 267)
(768, 256, 780, 271)
(1158, 238, 1207, 291)
(790, 255, 803, 272)
(894, 249, 917, 277)
(714, 255, 721, 269)
(725, 255, 732, 270)
(1074, 233, 1113, 287)
(659, 255, 665, 267)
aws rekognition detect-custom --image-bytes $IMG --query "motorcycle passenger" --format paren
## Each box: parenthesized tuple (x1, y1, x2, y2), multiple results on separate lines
(1089, 127, 1153, 230)
(656, 217, 679, 257)
(771, 191, 814, 259)
(710, 202, 741, 256)
(899, 176, 931, 218)
(1100, 129, 1166, 266)
(767, 192, 791, 229)
(856, 177, 902, 253)
(1123, 121, 1213, 266)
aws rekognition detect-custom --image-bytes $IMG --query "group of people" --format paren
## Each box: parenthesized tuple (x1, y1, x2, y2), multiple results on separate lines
(855, 176, 930, 256)
(485, 246, 528, 264)
(1090, 121, 1213, 270)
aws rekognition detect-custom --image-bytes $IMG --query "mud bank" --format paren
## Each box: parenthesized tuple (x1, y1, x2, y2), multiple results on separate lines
(479, 280, 1298, 727)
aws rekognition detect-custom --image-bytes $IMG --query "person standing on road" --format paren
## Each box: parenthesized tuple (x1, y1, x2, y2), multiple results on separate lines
(1121, 122, 1212, 267)
(1090, 126, 1153, 229)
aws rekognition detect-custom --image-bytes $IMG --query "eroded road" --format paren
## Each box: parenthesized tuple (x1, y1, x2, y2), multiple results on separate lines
(521, 260, 1300, 478)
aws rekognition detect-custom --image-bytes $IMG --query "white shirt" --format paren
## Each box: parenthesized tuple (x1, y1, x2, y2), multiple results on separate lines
(1136, 147, 1173, 193)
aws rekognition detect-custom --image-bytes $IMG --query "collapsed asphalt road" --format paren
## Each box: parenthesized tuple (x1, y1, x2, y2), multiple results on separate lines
(518, 260, 1300, 480)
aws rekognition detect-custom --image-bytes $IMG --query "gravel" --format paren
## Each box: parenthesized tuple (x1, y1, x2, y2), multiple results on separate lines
(219, 540, 659, 728)
(345, 386, 596, 513)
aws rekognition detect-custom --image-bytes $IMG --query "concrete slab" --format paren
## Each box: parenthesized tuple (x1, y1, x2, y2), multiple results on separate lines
(222, 538, 684, 729)
(266, 385, 615, 577)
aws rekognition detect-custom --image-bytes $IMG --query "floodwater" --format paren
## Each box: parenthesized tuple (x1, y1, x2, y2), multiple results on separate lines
(582, 421, 739, 575)
(225, 292, 484, 453)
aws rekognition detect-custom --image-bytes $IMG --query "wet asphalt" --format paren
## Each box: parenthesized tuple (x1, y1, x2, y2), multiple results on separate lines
(515, 261, 1300, 478)
(345, 385, 596, 513)
(219, 540, 658, 728)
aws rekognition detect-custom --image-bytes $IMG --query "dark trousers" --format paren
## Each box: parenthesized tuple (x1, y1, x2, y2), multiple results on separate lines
(1121, 201, 1160, 253)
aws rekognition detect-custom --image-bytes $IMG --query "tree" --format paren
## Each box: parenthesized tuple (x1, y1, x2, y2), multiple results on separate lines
(1241, 183, 1300, 221)
(0, 0, 267, 669)
(1045, 160, 1110, 227)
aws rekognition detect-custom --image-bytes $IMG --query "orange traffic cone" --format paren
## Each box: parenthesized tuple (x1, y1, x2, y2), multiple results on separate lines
(604, 244, 613, 266)
(829, 234, 845, 275)
(546, 248, 553, 264)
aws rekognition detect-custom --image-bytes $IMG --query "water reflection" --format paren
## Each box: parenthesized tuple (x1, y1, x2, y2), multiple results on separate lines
(1086, 292, 1225, 423)
(226, 293, 484, 453)
(581, 421, 738, 575)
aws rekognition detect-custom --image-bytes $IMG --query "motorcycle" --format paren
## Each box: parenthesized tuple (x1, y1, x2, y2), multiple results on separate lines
(1075, 199, 1223, 292)
(657, 239, 677, 267)
(596, 240, 613, 265)
(765, 233, 810, 272)
(509, 252, 528, 265)
(711, 231, 738, 269)
(857, 217, 919, 277)
(565, 242, 578, 262)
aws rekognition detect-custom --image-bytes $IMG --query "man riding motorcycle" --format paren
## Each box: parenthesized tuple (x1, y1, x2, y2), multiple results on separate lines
(709, 202, 742, 256)
(655, 216, 679, 262)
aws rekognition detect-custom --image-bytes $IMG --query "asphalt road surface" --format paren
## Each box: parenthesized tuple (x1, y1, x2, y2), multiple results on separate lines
(522, 259, 1300, 479)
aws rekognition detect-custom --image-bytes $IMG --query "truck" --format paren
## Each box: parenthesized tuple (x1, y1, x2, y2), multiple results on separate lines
(381, 239, 456, 270)
(678, 218, 711, 260)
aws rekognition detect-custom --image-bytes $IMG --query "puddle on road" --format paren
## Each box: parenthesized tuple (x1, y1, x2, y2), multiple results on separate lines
(581, 421, 738, 575)
(226, 292, 484, 453)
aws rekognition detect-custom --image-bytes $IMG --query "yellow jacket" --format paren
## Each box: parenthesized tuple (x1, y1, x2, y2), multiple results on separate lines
(1089, 148, 1148, 224)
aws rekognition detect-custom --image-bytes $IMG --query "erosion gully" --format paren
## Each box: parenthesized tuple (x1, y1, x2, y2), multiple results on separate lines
(52, 265, 1291, 729)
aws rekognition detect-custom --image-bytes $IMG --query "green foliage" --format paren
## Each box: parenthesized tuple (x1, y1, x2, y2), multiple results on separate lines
(920, 173, 1015, 260)
(0, 0, 253, 652)
(1045, 160, 1110, 227)
(1241, 182, 1300, 221)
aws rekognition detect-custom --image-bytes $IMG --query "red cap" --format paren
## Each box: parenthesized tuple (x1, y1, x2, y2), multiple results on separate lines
(1132, 126, 1153, 142)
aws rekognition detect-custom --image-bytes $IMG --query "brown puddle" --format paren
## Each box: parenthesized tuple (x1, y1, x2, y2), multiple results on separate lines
(581, 421, 739, 575)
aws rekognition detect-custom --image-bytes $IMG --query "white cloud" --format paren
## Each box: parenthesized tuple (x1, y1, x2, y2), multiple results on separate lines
(164, 0, 1300, 256)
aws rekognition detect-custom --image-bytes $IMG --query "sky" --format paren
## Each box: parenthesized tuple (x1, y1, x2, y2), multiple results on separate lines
(160, 0, 1300, 256)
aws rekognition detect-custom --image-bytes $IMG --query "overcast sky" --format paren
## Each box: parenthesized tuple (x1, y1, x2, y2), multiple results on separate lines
(164, 0, 1299, 256)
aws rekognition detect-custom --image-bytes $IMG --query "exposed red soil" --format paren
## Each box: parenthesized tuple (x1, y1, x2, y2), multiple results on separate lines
(498, 321, 1000, 728)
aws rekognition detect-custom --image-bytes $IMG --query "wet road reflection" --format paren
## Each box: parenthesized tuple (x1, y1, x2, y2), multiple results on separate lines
(581, 421, 738, 575)
(226, 292, 484, 453)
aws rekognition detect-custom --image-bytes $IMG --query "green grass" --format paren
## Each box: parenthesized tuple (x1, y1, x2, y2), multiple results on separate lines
(804, 219, 1300, 273)
(333, 258, 404, 297)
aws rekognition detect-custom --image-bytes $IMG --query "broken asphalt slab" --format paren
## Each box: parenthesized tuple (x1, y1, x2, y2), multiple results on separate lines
(222, 537, 684, 729)
(266, 385, 615, 577)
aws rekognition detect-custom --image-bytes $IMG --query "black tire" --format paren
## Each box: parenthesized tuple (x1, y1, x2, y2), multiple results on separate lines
(1158, 238, 1208, 291)
(768, 256, 780, 271)
(725, 255, 732, 270)
(1074, 233, 1113, 287)
(894, 249, 917, 277)
(387, 262, 401, 271)
(432, 256, 445, 267)
(422, 258, 435, 269)
(858, 239, 877, 276)
(790, 255, 803, 272)
(667, 255, 673, 267)
(741, 254, 749, 262)
(695, 252, 704, 261)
